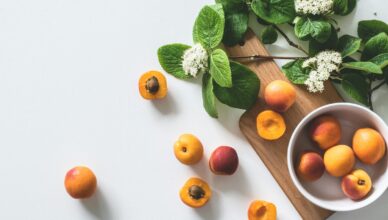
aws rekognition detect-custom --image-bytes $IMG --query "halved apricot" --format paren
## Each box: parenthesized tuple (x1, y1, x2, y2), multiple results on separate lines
(248, 200, 277, 220)
(138, 71, 167, 100)
(256, 110, 286, 140)
(179, 177, 211, 208)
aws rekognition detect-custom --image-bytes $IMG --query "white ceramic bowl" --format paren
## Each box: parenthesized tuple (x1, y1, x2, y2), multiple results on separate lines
(287, 103, 388, 211)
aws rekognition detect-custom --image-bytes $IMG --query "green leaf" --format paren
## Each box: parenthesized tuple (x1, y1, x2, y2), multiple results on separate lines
(213, 61, 260, 109)
(342, 62, 383, 74)
(358, 20, 388, 42)
(309, 26, 338, 56)
(193, 5, 225, 49)
(209, 49, 232, 87)
(202, 73, 218, 118)
(216, 0, 249, 46)
(282, 59, 309, 84)
(361, 33, 388, 60)
(341, 73, 368, 105)
(157, 44, 191, 79)
(251, 0, 295, 24)
(261, 25, 278, 44)
(369, 53, 388, 69)
(295, 17, 332, 43)
(333, 0, 356, 15)
(337, 35, 361, 58)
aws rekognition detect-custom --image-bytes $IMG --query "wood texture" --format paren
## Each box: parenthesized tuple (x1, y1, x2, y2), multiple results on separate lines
(225, 30, 342, 220)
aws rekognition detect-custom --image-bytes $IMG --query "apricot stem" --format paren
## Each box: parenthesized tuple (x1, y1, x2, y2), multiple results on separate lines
(358, 179, 365, 185)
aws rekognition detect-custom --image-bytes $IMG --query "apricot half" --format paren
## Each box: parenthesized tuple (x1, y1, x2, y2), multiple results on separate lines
(174, 134, 203, 165)
(324, 145, 355, 177)
(352, 128, 386, 165)
(256, 110, 286, 140)
(138, 71, 167, 100)
(248, 200, 277, 220)
(64, 166, 97, 199)
(179, 177, 211, 208)
(310, 115, 342, 150)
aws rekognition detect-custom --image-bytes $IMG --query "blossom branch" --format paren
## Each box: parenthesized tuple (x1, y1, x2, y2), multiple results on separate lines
(229, 54, 307, 61)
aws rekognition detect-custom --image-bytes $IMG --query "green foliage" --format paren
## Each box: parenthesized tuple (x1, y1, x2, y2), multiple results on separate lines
(309, 26, 338, 56)
(213, 62, 260, 109)
(282, 59, 310, 84)
(361, 33, 388, 61)
(342, 62, 383, 74)
(341, 73, 369, 105)
(202, 73, 218, 118)
(358, 20, 388, 42)
(210, 49, 232, 87)
(294, 17, 332, 43)
(369, 53, 388, 69)
(251, 0, 295, 24)
(193, 5, 225, 49)
(337, 35, 361, 58)
(158, 44, 191, 79)
(261, 26, 278, 44)
(216, 0, 249, 46)
(333, 0, 356, 15)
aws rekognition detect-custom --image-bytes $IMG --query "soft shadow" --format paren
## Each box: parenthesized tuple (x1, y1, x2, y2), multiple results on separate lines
(151, 93, 178, 115)
(211, 164, 253, 197)
(193, 189, 221, 220)
(216, 101, 246, 140)
(81, 188, 112, 220)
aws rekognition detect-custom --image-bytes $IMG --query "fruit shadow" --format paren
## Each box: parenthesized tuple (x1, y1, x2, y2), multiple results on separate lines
(192, 189, 221, 220)
(151, 93, 178, 115)
(80, 188, 112, 220)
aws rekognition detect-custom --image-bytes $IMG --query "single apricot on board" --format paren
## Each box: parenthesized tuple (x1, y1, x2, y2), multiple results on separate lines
(324, 145, 355, 177)
(138, 71, 167, 100)
(248, 200, 277, 220)
(310, 114, 342, 150)
(264, 80, 296, 112)
(179, 177, 211, 208)
(256, 110, 286, 140)
(352, 128, 386, 165)
(64, 166, 97, 199)
(174, 134, 204, 165)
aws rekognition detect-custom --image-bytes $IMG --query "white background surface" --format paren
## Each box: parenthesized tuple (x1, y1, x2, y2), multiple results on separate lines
(0, 0, 387, 219)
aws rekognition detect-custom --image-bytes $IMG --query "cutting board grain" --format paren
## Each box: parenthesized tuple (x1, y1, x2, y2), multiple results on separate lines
(225, 29, 343, 220)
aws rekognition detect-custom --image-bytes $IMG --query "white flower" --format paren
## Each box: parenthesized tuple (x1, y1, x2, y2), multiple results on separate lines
(303, 50, 342, 93)
(182, 44, 208, 77)
(295, 0, 334, 15)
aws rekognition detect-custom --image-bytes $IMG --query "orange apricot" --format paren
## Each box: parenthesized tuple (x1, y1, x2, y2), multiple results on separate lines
(64, 166, 97, 199)
(352, 128, 386, 165)
(256, 110, 286, 140)
(248, 200, 277, 220)
(179, 177, 211, 208)
(138, 71, 167, 100)
(310, 115, 342, 150)
(264, 80, 296, 112)
(324, 145, 355, 177)
(341, 169, 372, 200)
(174, 134, 203, 165)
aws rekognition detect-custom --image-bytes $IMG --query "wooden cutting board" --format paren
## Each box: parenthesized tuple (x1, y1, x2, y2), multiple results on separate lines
(225, 29, 343, 220)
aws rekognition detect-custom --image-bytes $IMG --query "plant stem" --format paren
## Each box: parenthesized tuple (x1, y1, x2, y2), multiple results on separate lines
(229, 54, 307, 61)
(273, 25, 309, 55)
(371, 80, 386, 92)
(368, 78, 374, 111)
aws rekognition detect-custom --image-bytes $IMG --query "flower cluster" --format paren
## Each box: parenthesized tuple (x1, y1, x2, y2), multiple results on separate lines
(303, 50, 342, 93)
(295, 0, 334, 15)
(182, 44, 208, 77)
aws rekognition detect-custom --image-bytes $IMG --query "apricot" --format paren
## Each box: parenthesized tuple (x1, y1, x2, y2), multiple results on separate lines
(352, 128, 386, 165)
(64, 166, 97, 199)
(341, 169, 372, 200)
(179, 177, 211, 208)
(209, 146, 239, 175)
(256, 110, 286, 140)
(297, 151, 325, 181)
(248, 200, 277, 220)
(324, 145, 355, 177)
(264, 80, 296, 112)
(310, 115, 342, 150)
(138, 71, 167, 100)
(174, 134, 204, 165)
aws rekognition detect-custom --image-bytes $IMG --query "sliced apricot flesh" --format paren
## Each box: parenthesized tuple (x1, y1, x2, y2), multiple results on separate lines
(256, 110, 286, 140)
(248, 200, 277, 220)
(179, 177, 211, 208)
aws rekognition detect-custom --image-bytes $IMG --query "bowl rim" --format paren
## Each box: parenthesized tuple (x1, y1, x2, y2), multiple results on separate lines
(287, 102, 388, 212)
